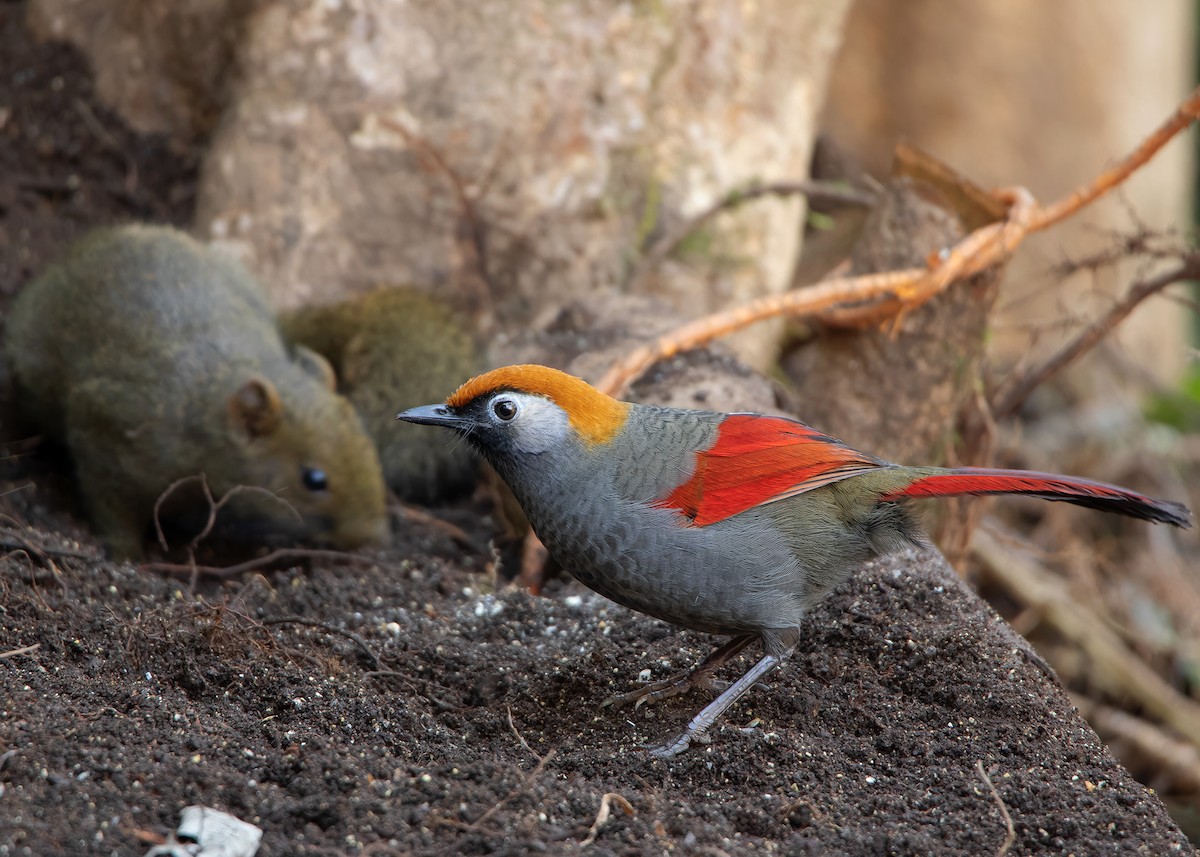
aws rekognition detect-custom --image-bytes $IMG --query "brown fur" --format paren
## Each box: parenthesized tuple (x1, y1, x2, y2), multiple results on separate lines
(282, 289, 480, 503)
(4, 225, 388, 557)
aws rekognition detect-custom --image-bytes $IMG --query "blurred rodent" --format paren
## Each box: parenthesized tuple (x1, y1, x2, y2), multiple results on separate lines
(3, 224, 389, 558)
(281, 289, 480, 504)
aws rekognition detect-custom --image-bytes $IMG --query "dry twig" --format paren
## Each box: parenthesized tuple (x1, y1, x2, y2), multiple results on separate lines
(464, 747, 555, 834)
(975, 760, 1016, 857)
(990, 258, 1200, 418)
(1071, 693, 1200, 793)
(580, 792, 635, 848)
(391, 500, 478, 549)
(627, 179, 877, 294)
(260, 616, 384, 671)
(507, 704, 545, 762)
(376, 116, 496, 303)
(0, 539, 94, 561)
(0, 481, 34, 499)
(142, 547, 375, 579)
(0, 522, 97, 563)
(0, 643, 41, 660)
(364, 669, 460, 711)
(152, 474, 301, 553)
(425, 708, 557, 853)
(1031, 86, 1200, 231)
(0, 516, 72, 599)
(598, 86, 1200, 396)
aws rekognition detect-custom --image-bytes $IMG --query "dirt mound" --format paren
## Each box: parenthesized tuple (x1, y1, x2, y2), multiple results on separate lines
(2, 526, 1191, 854)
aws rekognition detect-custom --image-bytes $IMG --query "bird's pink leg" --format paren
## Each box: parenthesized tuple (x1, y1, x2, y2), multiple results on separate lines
(602, 634, 756, 709)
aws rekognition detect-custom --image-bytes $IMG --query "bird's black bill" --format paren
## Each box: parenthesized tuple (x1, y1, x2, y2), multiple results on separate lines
(396, 403, 473, 431)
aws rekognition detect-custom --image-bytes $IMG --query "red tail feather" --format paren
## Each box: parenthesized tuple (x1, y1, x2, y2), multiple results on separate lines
(881, 467, 1191, 527)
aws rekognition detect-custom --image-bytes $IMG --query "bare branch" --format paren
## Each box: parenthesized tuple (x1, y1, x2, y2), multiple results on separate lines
(1032, 87, 1200, 230)
(990, 259, 1200, 418)
(599, 85, 1200, 396)
(1072, 693, 1200, 793)
(153, 473, 302, 554)
(141, 547, 374, 579)
(0, 643, 41, 660)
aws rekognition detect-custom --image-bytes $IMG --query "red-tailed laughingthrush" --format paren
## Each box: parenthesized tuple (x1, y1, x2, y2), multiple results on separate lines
(397, 364, 1191, 757)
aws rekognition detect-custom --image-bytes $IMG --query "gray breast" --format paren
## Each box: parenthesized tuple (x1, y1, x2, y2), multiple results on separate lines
(509, 438, 809, 635)
(490, 405, 816, 636)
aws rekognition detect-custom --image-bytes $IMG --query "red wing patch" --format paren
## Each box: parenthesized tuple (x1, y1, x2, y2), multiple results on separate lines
(658, 414, 883, 527)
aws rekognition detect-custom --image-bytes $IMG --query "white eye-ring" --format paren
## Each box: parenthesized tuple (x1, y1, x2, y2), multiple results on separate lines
(485, 392, 569, 453)
(490, 396, 519, 422)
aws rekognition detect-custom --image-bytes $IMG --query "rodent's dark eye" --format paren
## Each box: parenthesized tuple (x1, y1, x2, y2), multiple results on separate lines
(302, 467, 329, 492)
(492, 398, 518, 421)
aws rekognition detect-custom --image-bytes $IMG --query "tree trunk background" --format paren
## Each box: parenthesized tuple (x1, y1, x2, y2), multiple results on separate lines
(820, 0, 1195, 394)
(29, 0, 853, 370)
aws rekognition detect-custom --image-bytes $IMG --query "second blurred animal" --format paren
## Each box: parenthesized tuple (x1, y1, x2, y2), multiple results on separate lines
(282, 289, 481, 504)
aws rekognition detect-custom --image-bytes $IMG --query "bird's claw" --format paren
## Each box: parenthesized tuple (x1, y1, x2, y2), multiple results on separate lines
(603, 670, 717, 710)
(602, 683, 678, 710)
(602, 684, 667, 709)
(647, 728, 710, 758)
(647, 737, 689, 759)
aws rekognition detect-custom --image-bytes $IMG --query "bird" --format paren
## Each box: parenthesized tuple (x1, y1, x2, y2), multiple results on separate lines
(396, 364, 1191, 757)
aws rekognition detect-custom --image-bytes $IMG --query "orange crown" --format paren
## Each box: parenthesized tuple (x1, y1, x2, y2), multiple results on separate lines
(447, 364, 631, 445)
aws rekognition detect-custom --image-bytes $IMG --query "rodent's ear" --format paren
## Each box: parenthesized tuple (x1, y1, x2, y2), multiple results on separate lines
(293, 344, 338, 392)
(228, 376, 284, 439)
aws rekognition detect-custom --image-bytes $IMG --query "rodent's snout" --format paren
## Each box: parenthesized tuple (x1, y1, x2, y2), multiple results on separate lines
(334, 511, 391, 549)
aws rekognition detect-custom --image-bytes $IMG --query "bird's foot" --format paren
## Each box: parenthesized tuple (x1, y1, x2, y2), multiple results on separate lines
(644, 650, 787, 759)
(602, 670, 718, 710)
(603, 635, 755, 711)
(646, 722, 717, 758)
(647, 733, 692, 759)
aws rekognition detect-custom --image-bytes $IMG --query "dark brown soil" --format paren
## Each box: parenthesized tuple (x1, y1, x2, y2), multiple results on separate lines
(0, 6, 1194, 855)
(0, 5, 198, 307)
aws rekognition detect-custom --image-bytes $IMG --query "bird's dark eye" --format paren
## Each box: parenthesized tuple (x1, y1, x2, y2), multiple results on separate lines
(302, 467, 329, 492)
(492, 398, 518, 421)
